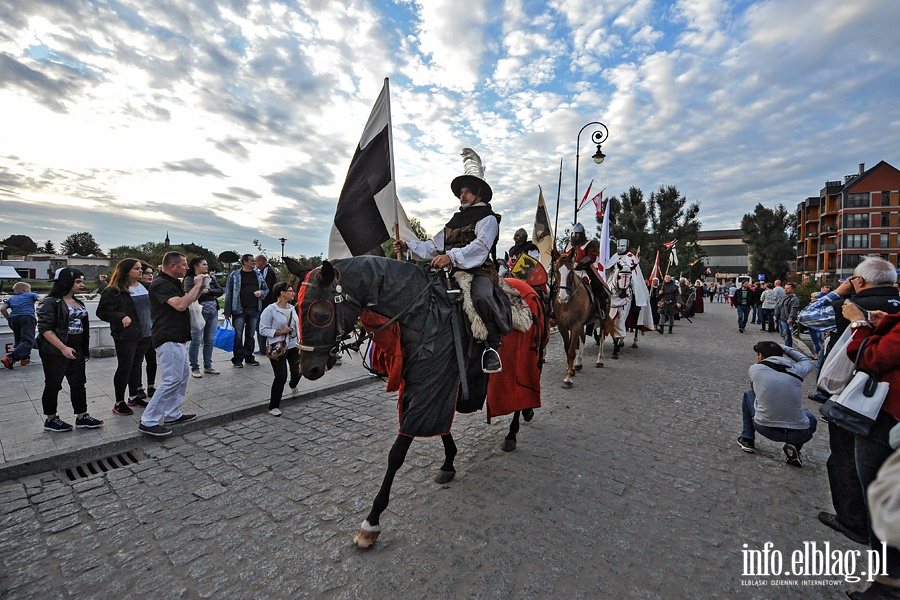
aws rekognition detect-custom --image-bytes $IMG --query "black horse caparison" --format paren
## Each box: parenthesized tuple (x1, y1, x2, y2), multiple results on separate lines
(292, 256, 536, 548)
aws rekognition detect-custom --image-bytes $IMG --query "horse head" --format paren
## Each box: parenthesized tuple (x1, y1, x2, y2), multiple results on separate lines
(552, 254, 578, 302)
(296, 260, 360, 380)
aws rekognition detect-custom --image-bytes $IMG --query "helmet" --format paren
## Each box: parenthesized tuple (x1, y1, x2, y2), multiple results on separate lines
(514, 228, 527, 241)
(573, 223, 585, 234)
(617, 239, 629, 254)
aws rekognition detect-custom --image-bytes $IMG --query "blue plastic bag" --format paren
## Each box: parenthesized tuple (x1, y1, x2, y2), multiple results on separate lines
(213, 319, 235, 352)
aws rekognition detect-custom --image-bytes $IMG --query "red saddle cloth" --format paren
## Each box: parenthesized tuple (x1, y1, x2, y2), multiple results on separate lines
(486, 278, 545, 421)
(359, 310, 404, 394)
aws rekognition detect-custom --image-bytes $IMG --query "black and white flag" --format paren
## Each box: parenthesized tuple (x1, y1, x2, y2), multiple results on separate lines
(328, 78, 416, 258)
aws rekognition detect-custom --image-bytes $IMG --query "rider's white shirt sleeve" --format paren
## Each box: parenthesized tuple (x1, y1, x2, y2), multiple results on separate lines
(406, 232, 443, 261)
(527, 249, 540, 260)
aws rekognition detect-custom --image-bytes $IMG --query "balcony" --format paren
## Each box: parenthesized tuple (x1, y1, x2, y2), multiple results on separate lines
(821, 243, 837, 251)
(807, 232, 818, 238)
(822, 225, 837, 232)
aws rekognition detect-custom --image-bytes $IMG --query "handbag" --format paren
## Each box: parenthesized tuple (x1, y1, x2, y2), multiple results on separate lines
(213, 318, 235, 352)
(820, 337, 889, 436)
(188, 302, 205, 333)
(817, 326, 857, 395)
(265, 309, 293, 360)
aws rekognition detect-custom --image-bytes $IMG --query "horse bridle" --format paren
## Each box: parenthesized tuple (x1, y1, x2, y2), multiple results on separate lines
(297, 270, 439, 358)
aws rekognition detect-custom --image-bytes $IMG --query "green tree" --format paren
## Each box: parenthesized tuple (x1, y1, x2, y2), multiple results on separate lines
(741, 203, 797, 281)
(61, 232, 104, 256)
(647, 185, 702, 275)
(40, 240, 57, 254)
(1, 234, 38, 256)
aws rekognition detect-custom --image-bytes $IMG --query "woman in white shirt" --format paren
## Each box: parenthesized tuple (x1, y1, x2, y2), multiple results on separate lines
(258, 282, 301, 416)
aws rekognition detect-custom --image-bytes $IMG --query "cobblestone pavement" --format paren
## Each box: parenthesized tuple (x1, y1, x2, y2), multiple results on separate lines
(0, 301, 867, 598)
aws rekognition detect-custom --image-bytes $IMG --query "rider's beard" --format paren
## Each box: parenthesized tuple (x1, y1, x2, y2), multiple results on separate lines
(459, 201, 472, 210)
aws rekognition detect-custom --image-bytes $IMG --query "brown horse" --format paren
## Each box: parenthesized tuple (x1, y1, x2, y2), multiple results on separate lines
(551, 253, 612, 388)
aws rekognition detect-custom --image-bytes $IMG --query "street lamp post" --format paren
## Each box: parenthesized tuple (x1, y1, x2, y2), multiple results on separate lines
(573, 121, 609, 224)
(278, 238, 286, 258)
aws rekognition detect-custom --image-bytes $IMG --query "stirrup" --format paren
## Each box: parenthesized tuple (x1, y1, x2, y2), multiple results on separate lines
(481, 348, 502, 373)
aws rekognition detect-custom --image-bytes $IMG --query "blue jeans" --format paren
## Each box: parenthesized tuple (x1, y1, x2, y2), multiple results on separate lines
(231, 306, 260, 364)
(736, 306, 751, 330)
(7, 314, 36, 361)
(855, 411, 900, 578)
(779, 320, 793, 347)
(741, 390, 817, 450)
(751, 304, 761, 324)
(808, 328, 822, 354)
(190, 311, 218, 370)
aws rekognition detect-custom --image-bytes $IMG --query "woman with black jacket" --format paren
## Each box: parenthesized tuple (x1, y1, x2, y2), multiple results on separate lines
(37, 267, 104, 432)
(97, 258, 151, 416)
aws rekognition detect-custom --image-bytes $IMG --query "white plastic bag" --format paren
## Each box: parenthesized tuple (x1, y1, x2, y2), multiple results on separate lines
(817, 327, 857, 395)
(188, 302, 205, 333)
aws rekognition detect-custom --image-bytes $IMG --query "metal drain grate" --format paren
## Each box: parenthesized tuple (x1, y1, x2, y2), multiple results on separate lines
(59, 450, 145, 482)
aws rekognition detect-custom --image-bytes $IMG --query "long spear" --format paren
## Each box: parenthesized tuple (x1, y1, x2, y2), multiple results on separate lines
(553, 158, 563, 252)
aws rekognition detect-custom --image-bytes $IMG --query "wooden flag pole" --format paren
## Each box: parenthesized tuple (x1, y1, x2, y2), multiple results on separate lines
(384, 76, 403, 260)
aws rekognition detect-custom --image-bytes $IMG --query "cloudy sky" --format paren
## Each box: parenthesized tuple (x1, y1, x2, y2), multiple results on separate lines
(1, 0, 898, 259)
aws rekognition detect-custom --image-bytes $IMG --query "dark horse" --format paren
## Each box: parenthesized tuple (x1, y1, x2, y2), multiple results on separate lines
(293, 256, 546, 548)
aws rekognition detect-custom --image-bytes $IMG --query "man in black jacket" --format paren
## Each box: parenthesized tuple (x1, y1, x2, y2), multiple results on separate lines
(657, 275, 681, 334)
(799, 257, 900, 547)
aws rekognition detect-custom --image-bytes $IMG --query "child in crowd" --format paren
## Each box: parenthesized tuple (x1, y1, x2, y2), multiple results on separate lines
(1, 282, 41, 369)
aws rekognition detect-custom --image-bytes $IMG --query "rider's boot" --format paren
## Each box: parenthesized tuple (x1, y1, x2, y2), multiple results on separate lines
(482, 323, 502, 373)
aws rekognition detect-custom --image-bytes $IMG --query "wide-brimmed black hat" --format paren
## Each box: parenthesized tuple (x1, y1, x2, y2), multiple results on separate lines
(451, 175, 492, 203)
(451, 148, 492, 203)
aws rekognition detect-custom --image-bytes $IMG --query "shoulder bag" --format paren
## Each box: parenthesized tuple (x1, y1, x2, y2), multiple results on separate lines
(819, 337, 889, 436)
(266, 309, 293, 360)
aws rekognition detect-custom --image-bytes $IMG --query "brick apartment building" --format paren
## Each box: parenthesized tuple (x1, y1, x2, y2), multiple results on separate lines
(796, 160, 900, 283)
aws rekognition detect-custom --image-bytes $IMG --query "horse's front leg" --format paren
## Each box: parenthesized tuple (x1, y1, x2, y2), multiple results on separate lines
(502, 410, 522, 452)
(560, 326, 575, 388)
(595, 329, 606, 368)
(573, 328, 584, 371)
(435, 433, 457, 484)
(354, 434, 413, 549)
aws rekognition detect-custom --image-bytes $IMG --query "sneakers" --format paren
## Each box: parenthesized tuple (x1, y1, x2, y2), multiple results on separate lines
(245, 360, 260, 366)
(739, 328, 744, 333)
(19, 359, 30, 366)
(784, 443, 802, 467)
(126, 395, 148, 408)
(203, 367, 220, 374)
(233, 362, 244, 368)
(1, 357, 13, 370)
(113, 402, 134, 416)
(290, 386, 299, 397)
(191, 369, 202, 378)
(138, 423, 172, 437)
(133, 388, 148, 401)
(268, 408, 282, 417)
(147, 386, 156, 398)
(737, 436, 756, 454)
(75, 414, 104, 429)
(481, 348, 502, 373)
(164, 414, 197, 425)
(44, 416, 73, 432)
(817, 511, 869, 545)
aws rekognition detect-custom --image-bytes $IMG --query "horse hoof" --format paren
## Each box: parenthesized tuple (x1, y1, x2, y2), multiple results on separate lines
(612, 354, 619, 360)
(632, 343, 638, 348)
(595, 362, 603, 368)
(574, 364, 583, 371)
(522, 408, 534, 422)
(502, 439, 517, 452)
(434, 469, 456, 484)
(561, 381, 573, 389)
(352, 521, 381, 549)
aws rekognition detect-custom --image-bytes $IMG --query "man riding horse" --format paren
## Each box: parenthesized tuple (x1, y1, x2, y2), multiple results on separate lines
(561, 223, 607, 313)
(393, 148, 511, 373)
